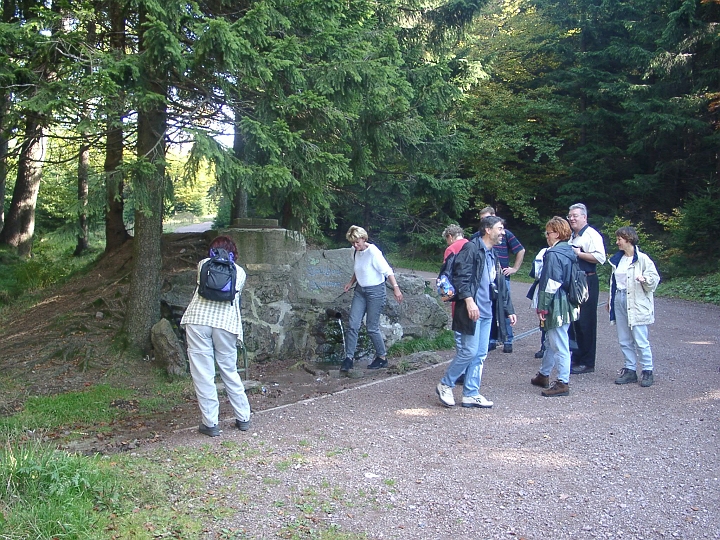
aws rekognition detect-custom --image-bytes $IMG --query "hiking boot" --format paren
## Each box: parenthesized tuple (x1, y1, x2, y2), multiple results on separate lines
(367, 357, 388, 370)
(461, 394, 494, 408)
(531, 372, 550, 388)
(198, 423, 220, 437)
(436, 383, 455, 407)
(503, 343, 513, 353)
(614, 368, 638, 385)
(542, 380, 570, 397)
(640, 370, 654, 387)
(570, 364, 595, 374)
(340, 357, 353, 372)
(534, 348, 545, 359)
(488, 342, 497, 351)
(235, 419, 251, 431)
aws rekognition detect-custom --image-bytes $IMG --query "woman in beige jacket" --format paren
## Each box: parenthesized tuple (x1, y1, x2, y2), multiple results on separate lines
(608, 226, 660, 387)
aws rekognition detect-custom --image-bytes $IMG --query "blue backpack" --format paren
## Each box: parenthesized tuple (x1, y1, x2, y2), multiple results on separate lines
(198, 248, 238, 305)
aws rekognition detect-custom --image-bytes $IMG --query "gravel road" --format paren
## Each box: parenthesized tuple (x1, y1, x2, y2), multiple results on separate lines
(148, 276, 719, 540)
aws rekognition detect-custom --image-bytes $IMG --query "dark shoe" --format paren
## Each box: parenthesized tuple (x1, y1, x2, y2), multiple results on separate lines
(488, 342, 497, 351)
(531, 372, 550, 388)
(570, 364, 595, 374)
(340, 357, 353, 372)
(367, 357, 388, 370)
(542, 380, 570, 397)
(640, 370, 654, 387)
(503, 343, 513, 353)
(198, 423, 220, 437)
(236, 419, 251, 431)
(614, 368, 638, 384)
(455, 373, 466, 386)
(534, 348, 545, 359)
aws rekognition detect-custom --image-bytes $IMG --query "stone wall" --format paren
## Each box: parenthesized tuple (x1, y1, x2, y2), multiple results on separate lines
(161, 226, 448, 364)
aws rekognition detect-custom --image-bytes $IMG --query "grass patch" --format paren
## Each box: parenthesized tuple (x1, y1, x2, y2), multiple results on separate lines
(0, 230, 104, 324)
(388, 329, 455, 357)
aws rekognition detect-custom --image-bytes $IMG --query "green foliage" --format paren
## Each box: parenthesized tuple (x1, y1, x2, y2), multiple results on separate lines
(0, 438, 125, 538)
(0, 230, 103, 307)
(657, 271, 720, 305)
(656, 195, 720, 277)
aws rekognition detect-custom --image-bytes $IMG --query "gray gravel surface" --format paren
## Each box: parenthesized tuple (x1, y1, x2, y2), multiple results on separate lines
(149, 281, 720, 540)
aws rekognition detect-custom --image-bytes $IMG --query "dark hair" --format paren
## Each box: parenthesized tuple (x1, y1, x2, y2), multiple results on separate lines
(209, 235, 238, 262)
(546, 216, 571, 241)
(615, 226, 639, 246)
(480, 215, 503, 235)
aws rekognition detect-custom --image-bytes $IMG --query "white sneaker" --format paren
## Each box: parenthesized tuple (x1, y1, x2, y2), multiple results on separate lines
(461, 394, 493, 408)
(436, 383, 455, 407)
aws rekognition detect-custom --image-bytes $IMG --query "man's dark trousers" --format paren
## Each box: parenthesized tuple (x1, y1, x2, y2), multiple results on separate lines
(570, 272, 599, 368)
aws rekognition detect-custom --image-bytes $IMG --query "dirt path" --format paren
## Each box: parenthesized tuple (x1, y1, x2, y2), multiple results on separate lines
(144, 283, 720, 540)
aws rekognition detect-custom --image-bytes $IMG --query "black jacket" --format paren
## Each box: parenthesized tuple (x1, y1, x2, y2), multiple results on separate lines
(451, 236, 515, 336)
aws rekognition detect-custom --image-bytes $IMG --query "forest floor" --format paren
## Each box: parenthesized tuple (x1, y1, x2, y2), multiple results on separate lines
(0, 233, 430, 455)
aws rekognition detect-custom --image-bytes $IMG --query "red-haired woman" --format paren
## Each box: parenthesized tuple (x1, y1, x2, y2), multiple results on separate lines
(531, 217, 580, 397)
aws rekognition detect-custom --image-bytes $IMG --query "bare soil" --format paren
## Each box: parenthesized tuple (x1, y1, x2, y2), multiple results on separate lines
(0, 234, 412, 454)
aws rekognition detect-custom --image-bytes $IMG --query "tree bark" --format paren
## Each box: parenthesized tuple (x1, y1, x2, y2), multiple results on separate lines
(0, 90, 8, 232)
(73, 141, 90, 256)
(0, 113, 45, 256)
(123, 5, 167, 353)
(103, 0, 130, 253)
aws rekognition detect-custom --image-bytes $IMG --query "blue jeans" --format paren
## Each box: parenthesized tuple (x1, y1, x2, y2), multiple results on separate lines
(345, 283, 387, 358)
(614, 289, 653, 371)
(442, 317, 492, 397)
(540, 323, 571, 384)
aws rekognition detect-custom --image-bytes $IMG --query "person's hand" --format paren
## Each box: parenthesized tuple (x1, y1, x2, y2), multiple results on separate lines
(344, 282, 353, 293)
(508, 314, 517, 326)
(393, 287, 403, 303)
(503, 267, 518, 277)
(465, 298, 480, 321)
(537, 310, 546, 322)
(636, 274, 646, 283)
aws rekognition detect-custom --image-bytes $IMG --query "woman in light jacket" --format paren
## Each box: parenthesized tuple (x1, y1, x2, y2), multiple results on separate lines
(609, 226, 660, 387)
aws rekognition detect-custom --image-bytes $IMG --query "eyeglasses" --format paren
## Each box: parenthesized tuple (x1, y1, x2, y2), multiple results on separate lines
(567, 214, 582, 220)
(545, 231, 555, 236)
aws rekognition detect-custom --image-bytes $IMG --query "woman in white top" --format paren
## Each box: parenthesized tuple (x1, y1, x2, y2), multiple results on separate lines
(341, 226, 403, 371)
(608, 226, 660, 387)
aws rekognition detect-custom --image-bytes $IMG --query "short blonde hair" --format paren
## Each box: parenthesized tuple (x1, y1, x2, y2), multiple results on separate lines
(346, 225, 368, 243)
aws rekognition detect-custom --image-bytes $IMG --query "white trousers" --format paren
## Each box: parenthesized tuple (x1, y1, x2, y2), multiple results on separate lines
(185, 324, 251, 427)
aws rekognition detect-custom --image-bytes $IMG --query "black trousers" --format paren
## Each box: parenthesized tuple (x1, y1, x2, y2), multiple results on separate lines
(570, 272, 599, 368)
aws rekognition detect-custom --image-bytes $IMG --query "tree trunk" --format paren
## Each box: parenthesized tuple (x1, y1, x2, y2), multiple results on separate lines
(0, 113, 45, 256)
(123, 0, 167, 352)
(73, 141, 89, 256)
(124, 97, 166, 352)
(0, 90, 8, 232)
(104, 116, 130, 252)
(104, 0, 130, 253)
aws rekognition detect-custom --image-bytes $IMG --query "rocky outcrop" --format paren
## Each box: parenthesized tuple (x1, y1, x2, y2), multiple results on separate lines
(160, 227, 448, 365)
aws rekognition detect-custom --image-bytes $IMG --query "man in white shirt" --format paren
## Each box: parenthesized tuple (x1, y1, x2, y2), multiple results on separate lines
(566, 203, 606, 374)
